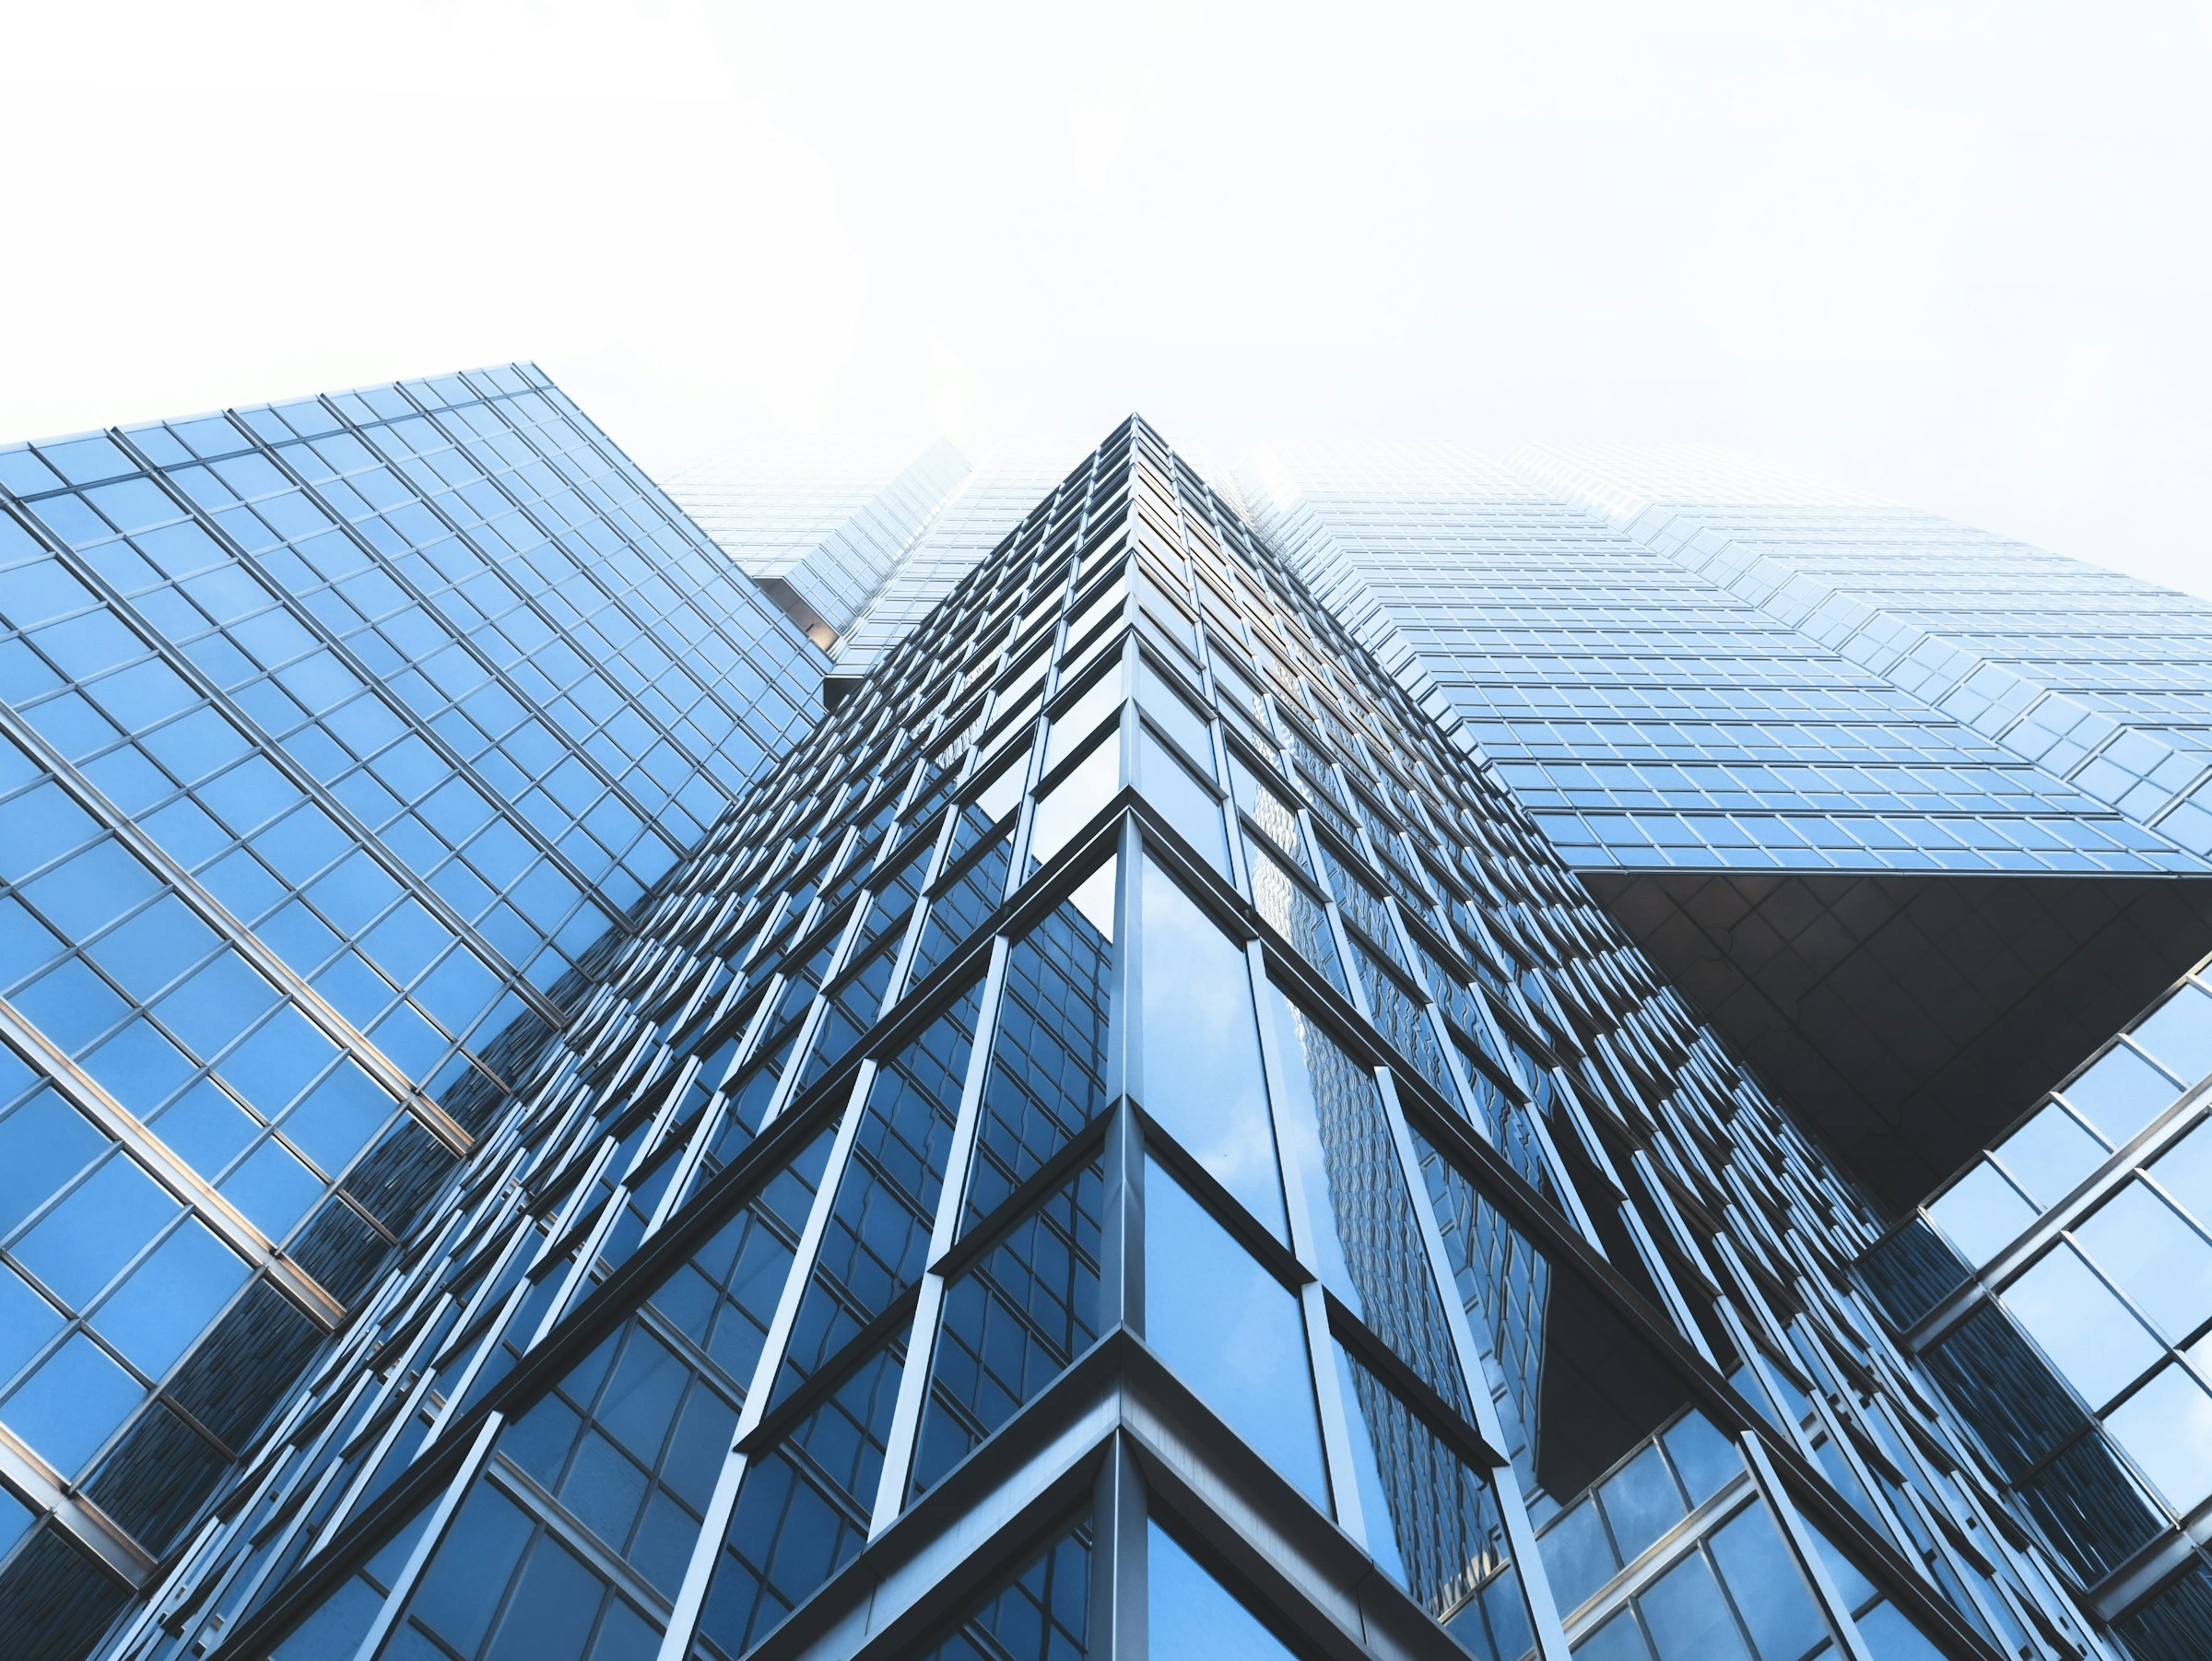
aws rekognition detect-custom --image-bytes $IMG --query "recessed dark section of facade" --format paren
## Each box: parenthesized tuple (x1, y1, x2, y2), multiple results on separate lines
(1589, 868, 2212, 1209)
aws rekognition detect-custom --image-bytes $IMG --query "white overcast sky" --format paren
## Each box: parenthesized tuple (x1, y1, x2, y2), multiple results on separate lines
(3, 0, 2208, 595)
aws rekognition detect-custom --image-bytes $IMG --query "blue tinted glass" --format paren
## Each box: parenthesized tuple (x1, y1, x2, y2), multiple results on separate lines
(0, 1090, 106, 1236)
(1539, 1499, 1617, 1615)
(1994, 1104, 2107, 1207)
(15, 1152, 179, 1307)
(1029, 736, 1119, 872)
(1659, 1412, 1739, 1506)
(2104, 1362, 2212, 1514)
(219, 1138, 324, 1237)
(2004, 1244, 2161, 1408)
(1637, 1548, 1751, 1661)
(1138, 859, 1284, 1239)
(2075, 1180, 2212, 1340)
(2151, 1123, 2212, 1231)
(1925, 1161, 2035, 1266)
(1705, 1503, 1830, 1661)
(1331, 1343, 1532, 1661)
(1146, 1520, 1297, 1659)
(1142, 1161, 1325, 1508)
(149, 1079, 260, 1176)
(2063, 1045, 2179, 1145)
(1597, 1443, 1684, 1564)
(94, 1219, 249, 1375)
(1136, 728, 1229, 874)
(1850, 1600, 1947, 1661)
(3, 1331, 144, 1474)
(282, 1063, 395, 1175)
(482, 1534, 605, 1661)
(405, 1480, 535, 1655)
(1572, 1609, 1653, 1661)
(2132, 984, 2212, 1087)
(0, 1262, 63, 1388)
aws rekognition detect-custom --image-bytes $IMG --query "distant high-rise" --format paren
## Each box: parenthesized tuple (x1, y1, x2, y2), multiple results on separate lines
(5, 384, 2212, 1661)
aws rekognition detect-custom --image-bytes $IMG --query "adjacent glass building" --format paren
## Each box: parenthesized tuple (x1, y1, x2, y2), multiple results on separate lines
(0, 367, 822, 1650)
(4, 385, 2211, 1661)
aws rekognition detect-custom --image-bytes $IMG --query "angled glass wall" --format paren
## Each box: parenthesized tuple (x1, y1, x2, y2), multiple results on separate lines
(0, 365, 823, 1645)
(76, 418, 2120, 1661)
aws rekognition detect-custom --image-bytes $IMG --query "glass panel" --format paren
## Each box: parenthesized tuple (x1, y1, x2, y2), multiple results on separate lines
(1135, 726, 1228, 874)
(0, 1089, 107, 1238)
(2150, 1121, 2212, 1231)
(1043, 667, 1122, 771)
(1705, 1502, 1831, 1661)
(1028, 735, 1119, 874)
(2002, 1243, 2162, 1408)
(1264, 981, 1463, 1402)
(1333, 1343, 1534, 1660)
(1993, 1103, 2106, 1207)
(2104, 1361, 2212, 1514)
(1636, 1548, 1752, 1661)
(15, 1152, 180, 1308)
(1143, 1160, 1326, 1508)
(1247, 842, 1345, 993)
(1146, 1519, 1299, 1659)
(910, 1514, 1092, 1661)
(2130, 983, 2212, 1086)
(962, 864, 1115, 1229)
(3, 1331, 144, 1474)
(1416, 1130, 1697, 1526)
(1138, 858, 1284, 1239)
(1925, 1161, 2036, 1266)
(1596, 1443, 1684, 1564)
(500, 1316, 738, 1598)
(2073, 1179, 2212, 1341)
(773, 983, 982, 1398)
(2062, 1044, 2180, 1145)
(694, 1337, 906, 1657)
(92, 1218, 249, 1376)
(1135, 656, 1214, 773)
(912, 1160, 1103, 1495)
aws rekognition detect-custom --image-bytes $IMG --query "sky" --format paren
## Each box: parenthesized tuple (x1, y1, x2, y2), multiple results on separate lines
(3, 0, 2208, 595)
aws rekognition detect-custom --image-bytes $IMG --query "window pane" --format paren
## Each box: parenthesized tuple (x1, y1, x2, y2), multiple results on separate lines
(1138, 859, 1284, 1239)
(1333, 1343, 1533, 1661)
(1143, 1160, 1326, 1508)
(1993, 1104, 2106, 1208)
(1265, 982, 1462, 1397)
(93, 1219, 249, 1375)
(2063, 1044, 2180, 1145)
(1637, 1548, 1752, 1661)
(1028, 735, 1119, 873)
(2130, 984, 2212, 1087)
(1146, 1519, 1298, 1660)
(962, 870, 1114, 1229)
(2003, 1244, 2162, 1408)
(3, 1331, 143, 1475)
(1926, 1161, 2035, 1266)
(1136, 727, 1228, 874)
(2104, 1362, 2212, 1514)
(1705, 1502, 1831, 1661)
(2074, 1179, 2212, 1341)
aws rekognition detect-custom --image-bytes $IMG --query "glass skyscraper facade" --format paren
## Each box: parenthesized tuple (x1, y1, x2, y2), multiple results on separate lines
(3, 383, 2210, 1661)
(0, 367, 821, 1652)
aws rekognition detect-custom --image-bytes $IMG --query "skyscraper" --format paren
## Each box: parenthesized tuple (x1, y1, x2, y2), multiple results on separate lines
(0, 367, 823, 1651)
(4, 382, 2210, 1661)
